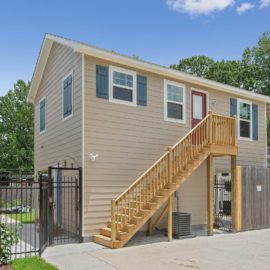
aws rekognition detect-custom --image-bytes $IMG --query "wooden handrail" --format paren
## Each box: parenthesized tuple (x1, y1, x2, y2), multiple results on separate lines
(115, 151, 169, 202)
(111, 112, 237, 239)
(171, 114, 211, 150)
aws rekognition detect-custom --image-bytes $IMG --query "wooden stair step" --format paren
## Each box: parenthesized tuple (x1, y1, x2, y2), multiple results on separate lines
(100, 227, 128, 240)
(93, 235, 120, 249)
(107, 221, 122, 228)
(122, 207, 137, 211)
(165, 183, 177, 189)
(129, 201, 157, 209)
(100, 227, 112, 237)
(107, 221, 136, 230)
(131, 215, 144, 225)
(139, 208, 151, 217)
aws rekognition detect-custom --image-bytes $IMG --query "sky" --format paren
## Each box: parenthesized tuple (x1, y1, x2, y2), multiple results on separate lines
(0, 0, 269, 96)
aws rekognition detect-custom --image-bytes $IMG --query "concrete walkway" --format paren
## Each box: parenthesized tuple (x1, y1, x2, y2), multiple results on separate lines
(43, 229, 270, 270)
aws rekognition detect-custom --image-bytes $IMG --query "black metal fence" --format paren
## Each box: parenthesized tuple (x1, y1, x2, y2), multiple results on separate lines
(0, 179, 40, 259)
(0, 165, 82, 261)
(213, 173, 232, 232)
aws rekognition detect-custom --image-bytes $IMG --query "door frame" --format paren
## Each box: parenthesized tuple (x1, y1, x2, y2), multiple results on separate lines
(190, 88, 209, 127)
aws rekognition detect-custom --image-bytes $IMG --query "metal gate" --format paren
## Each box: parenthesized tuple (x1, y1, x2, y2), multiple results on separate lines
(40, 163, 82, 251)
(0, 165, 82, 261)
(213, 172, 232, 232)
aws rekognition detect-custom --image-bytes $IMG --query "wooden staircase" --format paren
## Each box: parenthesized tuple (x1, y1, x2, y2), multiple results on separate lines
(94, 113, 238, 248)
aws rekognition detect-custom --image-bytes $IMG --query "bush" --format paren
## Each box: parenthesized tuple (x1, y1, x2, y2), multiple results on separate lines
(0, 223, 19, 264)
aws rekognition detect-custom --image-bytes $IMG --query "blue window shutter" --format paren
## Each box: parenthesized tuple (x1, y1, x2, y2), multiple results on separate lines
(40, 99, 46, 132)
(96, 65, 109, 99)
(137, 75, 147, 106)
(252, 103, 258, 140)
(63, 75, 73, 118)
(230, 98, 237, 117)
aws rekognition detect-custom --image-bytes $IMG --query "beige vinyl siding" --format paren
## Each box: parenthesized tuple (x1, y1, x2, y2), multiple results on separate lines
(177, 161, 207, 226)
(83, 56, 266, 237)
(83, 56, 192, 236)
(34, 43, 82, 172)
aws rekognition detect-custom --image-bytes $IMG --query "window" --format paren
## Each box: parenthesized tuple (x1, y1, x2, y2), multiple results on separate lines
(63, 73, 73, 119)
(193, 95, 203, 119)
(237, 99, 252, 140)
(109, 66, 137, 106)
(39, 97, 46, 133)
(164, 80, 186, 123)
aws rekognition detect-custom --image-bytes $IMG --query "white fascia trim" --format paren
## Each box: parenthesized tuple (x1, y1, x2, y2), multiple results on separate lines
(27, 38, 53, 103)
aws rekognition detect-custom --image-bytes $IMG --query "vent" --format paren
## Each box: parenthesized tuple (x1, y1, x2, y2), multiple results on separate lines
(172, 212, 191, 237)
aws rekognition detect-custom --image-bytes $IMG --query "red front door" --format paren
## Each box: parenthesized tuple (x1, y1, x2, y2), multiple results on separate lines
(191, 90, 207, 128)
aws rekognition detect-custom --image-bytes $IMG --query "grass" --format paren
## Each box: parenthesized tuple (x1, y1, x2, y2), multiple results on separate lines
(6, 209, 38, 224)
(11, 257, 58, 270)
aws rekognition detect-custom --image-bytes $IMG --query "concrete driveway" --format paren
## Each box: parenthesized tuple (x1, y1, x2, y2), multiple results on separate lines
(43, 229, 270, 270)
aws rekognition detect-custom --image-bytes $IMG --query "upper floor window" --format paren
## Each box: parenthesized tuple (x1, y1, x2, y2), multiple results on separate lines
(237, 99, 252, 140)
(164, 80, 186, 123)
(39, 97, 46, 133)
(109, 66, 137, 106)
(63, 73, 73, 119)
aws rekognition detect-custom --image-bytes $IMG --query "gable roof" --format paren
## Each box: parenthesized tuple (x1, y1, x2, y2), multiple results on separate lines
(27, 33, 270, 103)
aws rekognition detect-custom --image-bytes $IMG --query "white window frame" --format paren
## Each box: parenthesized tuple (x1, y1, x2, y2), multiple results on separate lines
(39, 96, 46, 135)
(109, 65, 137, 106)
(62, 71, 74, 121)
(237, 98, 253, 141)
(164, 80, 186, 124)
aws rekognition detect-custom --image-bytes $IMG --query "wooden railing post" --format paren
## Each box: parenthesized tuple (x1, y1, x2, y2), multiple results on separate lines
(208, 111, 213, 144)
(233, 115, 237, 146)
(111, 199, 116, 241)
(168, 147, 173, 184)
(234, 166, 242, 232)
(231, 155, 237, 232)
(168, 194, 173, 241)
(207, 154, 214, 236)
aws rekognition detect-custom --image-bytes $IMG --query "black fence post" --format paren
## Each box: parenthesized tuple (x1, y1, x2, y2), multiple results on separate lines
(48, 166, 53, 246)
(39, 173, 43, 256)
(78, 167, 83, 243)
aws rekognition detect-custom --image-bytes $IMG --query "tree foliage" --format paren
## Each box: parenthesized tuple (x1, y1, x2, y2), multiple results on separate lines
(0, 80, 34, 171)
(171, 32, 270, 96)
(0, 223, 19, 264)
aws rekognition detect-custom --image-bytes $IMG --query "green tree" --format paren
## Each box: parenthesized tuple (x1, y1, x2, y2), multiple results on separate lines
(171, 56, 215, 78)
(208, 60, 243, 88)
(0, 80, 34, 171)
(242, 32, 270, 95)
(171, 32, 270, 95)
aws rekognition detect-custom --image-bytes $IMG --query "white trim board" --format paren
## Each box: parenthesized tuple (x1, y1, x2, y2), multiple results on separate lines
(81, 54, 85, 236)
(27, 33, 270, 104)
